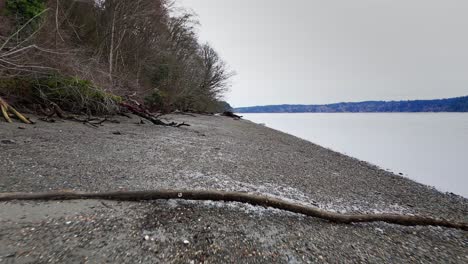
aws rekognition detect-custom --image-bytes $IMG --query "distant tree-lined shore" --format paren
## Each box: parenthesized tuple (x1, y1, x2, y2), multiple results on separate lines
(235, 96, 468, 113)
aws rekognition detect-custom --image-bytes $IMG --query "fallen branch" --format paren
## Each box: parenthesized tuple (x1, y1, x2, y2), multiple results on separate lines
(0, 189, 466, 231)
(172, 111, 197, 117)
(175, 122, 190, 128)
(66, 116, 100, 128)
(38, 103, 118, 127)
(120, 102, 190, 127)
(222, 111, 242, 119)
(0, 97, 32, 124)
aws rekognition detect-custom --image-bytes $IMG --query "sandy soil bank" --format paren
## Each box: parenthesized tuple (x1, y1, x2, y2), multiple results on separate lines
(0, 114, 466, 263)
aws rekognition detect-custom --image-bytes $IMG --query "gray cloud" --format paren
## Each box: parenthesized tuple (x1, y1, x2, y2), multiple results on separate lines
(178, 0, 468, 106)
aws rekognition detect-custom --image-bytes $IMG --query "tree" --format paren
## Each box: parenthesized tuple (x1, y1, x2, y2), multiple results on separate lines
(1, 0, 234, 120)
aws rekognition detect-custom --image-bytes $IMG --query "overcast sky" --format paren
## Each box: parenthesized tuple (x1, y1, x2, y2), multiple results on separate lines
(177, 0, 468, 107)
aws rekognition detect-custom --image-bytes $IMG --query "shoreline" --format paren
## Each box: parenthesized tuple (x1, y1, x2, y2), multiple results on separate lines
(1, 114, 466, 262)
(241, 112, 468, 198)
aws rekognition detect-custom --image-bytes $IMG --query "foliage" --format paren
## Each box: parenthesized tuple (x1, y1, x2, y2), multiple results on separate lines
(34, 76, 122, 114)
(6, 0, 45, 30)
(144, 89, 168, 110)
(66, 0, 233, 112)
(216, 100, 233, 112)
(2, 0, 234, 114)
(0, 76, 122, 114)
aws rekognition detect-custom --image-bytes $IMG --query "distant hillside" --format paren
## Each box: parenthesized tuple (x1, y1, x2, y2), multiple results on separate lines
(235, 96, 468, 113)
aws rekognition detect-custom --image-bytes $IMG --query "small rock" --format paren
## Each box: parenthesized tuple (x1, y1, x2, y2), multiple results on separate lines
(65, 221, 72, 225)
(18, 126, 26, 130)
(112, 131, 122, 135)
(1, 139, 16, 144)
(375, 227, 384, 234)
(183, 240, 190, 245)
(144, 235, 150, 241)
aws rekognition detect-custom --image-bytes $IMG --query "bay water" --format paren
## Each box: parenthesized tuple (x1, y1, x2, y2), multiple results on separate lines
(242, 113, 468, 197)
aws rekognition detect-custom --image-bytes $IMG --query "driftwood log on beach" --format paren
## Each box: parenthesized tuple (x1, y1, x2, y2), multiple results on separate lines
(0, 189, 466, 231)
(222, 111, 242, 119)
(0, 96, 31, 124)
(120, 102, 190, 127)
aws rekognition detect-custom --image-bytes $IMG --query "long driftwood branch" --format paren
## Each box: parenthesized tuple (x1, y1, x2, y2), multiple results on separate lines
(120, 102, 190, 127)
(0, 189, 466, 231)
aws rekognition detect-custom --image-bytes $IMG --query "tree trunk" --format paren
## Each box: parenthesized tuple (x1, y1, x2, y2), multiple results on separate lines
(108, 10, 116, 82)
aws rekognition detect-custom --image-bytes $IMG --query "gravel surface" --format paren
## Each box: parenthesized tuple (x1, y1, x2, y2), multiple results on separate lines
(0, 114, 467, 263)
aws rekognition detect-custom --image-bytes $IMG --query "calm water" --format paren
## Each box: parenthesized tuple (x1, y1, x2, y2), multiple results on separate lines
(242, 113, 468, 197)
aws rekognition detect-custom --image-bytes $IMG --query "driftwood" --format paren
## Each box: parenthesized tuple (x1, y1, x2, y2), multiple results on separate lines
(222, 111, 242, 119)
(0, 96, 32, 124)
(171, 111, 197, 117)
(120, 102, 190, 127)
(0, 189, 466, 231)
(38, 103, 118, 127)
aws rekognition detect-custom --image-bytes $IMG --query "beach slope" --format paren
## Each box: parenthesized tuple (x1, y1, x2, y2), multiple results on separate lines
(0, 114, 466, 263)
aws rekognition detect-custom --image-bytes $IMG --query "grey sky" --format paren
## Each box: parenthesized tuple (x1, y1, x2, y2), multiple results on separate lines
(177, 0, 468, 107)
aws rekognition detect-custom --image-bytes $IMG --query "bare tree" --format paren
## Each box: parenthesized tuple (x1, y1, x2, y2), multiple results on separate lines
(0, 0, 234, 118)
(199, 43, 233, 99)
(0, 7, 55, 123)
